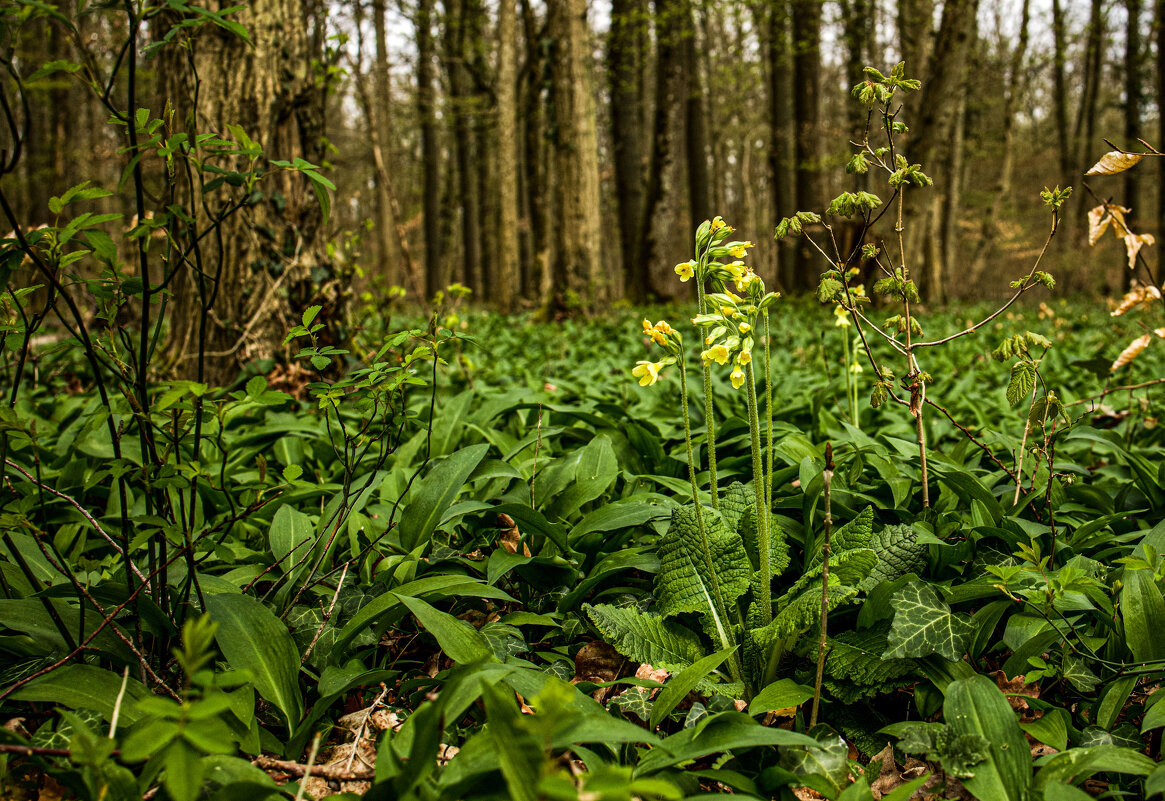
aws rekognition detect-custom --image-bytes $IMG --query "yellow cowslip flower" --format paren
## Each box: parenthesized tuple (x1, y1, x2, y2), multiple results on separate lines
(710, 216, 726, 232)
(730, 367, 746, 389)
(738, 322, 752, 335)
(834, 305, 852, 328)
(702, 344, 730, 365)
(674, 260, 695, 282)
(849, 361, 864, 374)
(737, 349, 752, 365)
(729, 242, 755, 258)
(736, 269, 756, 293)
(632, 360, 663, 386)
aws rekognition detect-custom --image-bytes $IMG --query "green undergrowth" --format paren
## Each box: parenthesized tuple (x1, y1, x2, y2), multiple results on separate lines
(1, 298, 1164, 800)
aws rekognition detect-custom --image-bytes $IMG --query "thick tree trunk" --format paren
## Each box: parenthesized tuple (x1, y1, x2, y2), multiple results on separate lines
(905, 0, 978, 302)
(546, 0, 603, 309)
(790, 0, 823, 289)
(1157, 0, 1165, 275)
(761, 2, 795, 290)
(609, 0, 650, 301)
(496, 0, 521, 312)
(518, 0, 549, 300)
(638, 0, 683, 298)
(370, 0, 400, 286)
(444, 0, 483, 294)
(161, 0, 327, 384)
(417, 0, 443, 299)
(682, 0, 710, 228)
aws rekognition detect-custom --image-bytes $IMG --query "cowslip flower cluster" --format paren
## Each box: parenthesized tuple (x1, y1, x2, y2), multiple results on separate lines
(634, 319, 682, 387)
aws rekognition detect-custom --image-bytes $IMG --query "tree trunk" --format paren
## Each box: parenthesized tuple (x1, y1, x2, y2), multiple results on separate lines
(496, 0, 521, 312)
(1157, 0, 1165, 275)
(546, 0, 603, 310)
(682, 0, 710, 228)
(418, 0, 444, 299)
(760, 2, 795, 290)
(370, 0, 400, 285)
(791, 0, 823, 289)
(969, 0, 1030, 280)
(638, 0, 684, 298)
(609, 0, 651, 301)
(444, 0, 483, 294)
(905, 0, 978, 302)
(161, 0, 328, 384)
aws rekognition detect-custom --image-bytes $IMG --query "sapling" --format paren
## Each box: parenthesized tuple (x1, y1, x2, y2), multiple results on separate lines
(780, 62, 1067, 509)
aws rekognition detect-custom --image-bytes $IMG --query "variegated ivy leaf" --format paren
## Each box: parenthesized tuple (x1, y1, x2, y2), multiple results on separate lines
(609, 686, 653, 722)
(884, 581, 973, 661)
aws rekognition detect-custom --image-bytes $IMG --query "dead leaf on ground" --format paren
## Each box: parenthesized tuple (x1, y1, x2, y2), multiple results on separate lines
(990, 670, 1040, 712)
(498, 513, 532, 556)
(573, 640, 625, 699)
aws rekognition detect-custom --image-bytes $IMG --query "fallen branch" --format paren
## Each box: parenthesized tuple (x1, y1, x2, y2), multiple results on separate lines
(253, 754, 375, 782)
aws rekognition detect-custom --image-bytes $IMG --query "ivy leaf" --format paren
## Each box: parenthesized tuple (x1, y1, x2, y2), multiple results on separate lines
(777, 725, 850, 798)
(884, 581, 973, 661)
(1061, 655, 1100, 694)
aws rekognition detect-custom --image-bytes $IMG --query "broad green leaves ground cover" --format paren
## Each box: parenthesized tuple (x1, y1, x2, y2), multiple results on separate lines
(0, 298, 1164, 799)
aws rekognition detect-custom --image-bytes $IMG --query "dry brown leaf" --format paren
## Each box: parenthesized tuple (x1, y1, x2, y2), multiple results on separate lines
(1112, 284, 1162, 316)
(1112, 333, 1152, 371)
(573, 640, 624, 688)
(1124, 232, 1156, 269)
(990, 670, 1040, 712)
(1088, 205, 1110, 245)
(498, 513, 531, 556)
(1086, 150, 1146, 175)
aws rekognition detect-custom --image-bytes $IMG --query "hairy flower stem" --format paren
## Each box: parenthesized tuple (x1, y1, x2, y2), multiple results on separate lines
(679, 362, 746, 688)
(763, 314, 774, 514)
(811, 445, 834, 728)
(745, 361, 772, 623)
(695, 277, 719, 508)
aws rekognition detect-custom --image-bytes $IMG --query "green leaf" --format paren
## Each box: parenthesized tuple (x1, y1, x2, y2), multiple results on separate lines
(397, 594, 493, 665)
(206, 594, 303, 733)
(585, 603, 706, 672)
(884, 581, 973, 661)
(547, 434, 618, 518)
(748, 678, 814, 716)
(1007, 361, 1035, 406)
(943, 674, 1031, 801)
(268, 505, 313, 567)
(858, 524, 927, 592)
(398, 444, 490, 551)
(11, 665, 150, 725)
(655, 504, 750, 650)
(776, 724, 850, 798)
(1120, 567, 1165, 662)
(650, 648, 736, 729)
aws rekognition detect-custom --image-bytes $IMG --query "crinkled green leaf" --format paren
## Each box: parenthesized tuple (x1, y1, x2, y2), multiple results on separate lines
(820, 625, 916, 702)
(585, 603, 706, 672)
(859, 524, 927, 592)
(655, 504, 749, 647)
(884, 581, 973, 661)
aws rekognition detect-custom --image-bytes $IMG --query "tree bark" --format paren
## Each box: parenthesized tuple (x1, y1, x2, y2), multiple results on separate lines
(682, 0, 710, 228)
(418, 0, 444, 299)
(545, 0, 603, 310)
(760, 1, 795, 290)
(609, 0, 651, 301)
(443, 0, 484, 294)
(161, 0, 328, 384)
(496, 0, 521, 312)
(790, 0, 823, 289)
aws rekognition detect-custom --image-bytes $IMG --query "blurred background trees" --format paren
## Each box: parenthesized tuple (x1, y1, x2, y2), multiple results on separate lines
(4, 0, 1162, 314)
